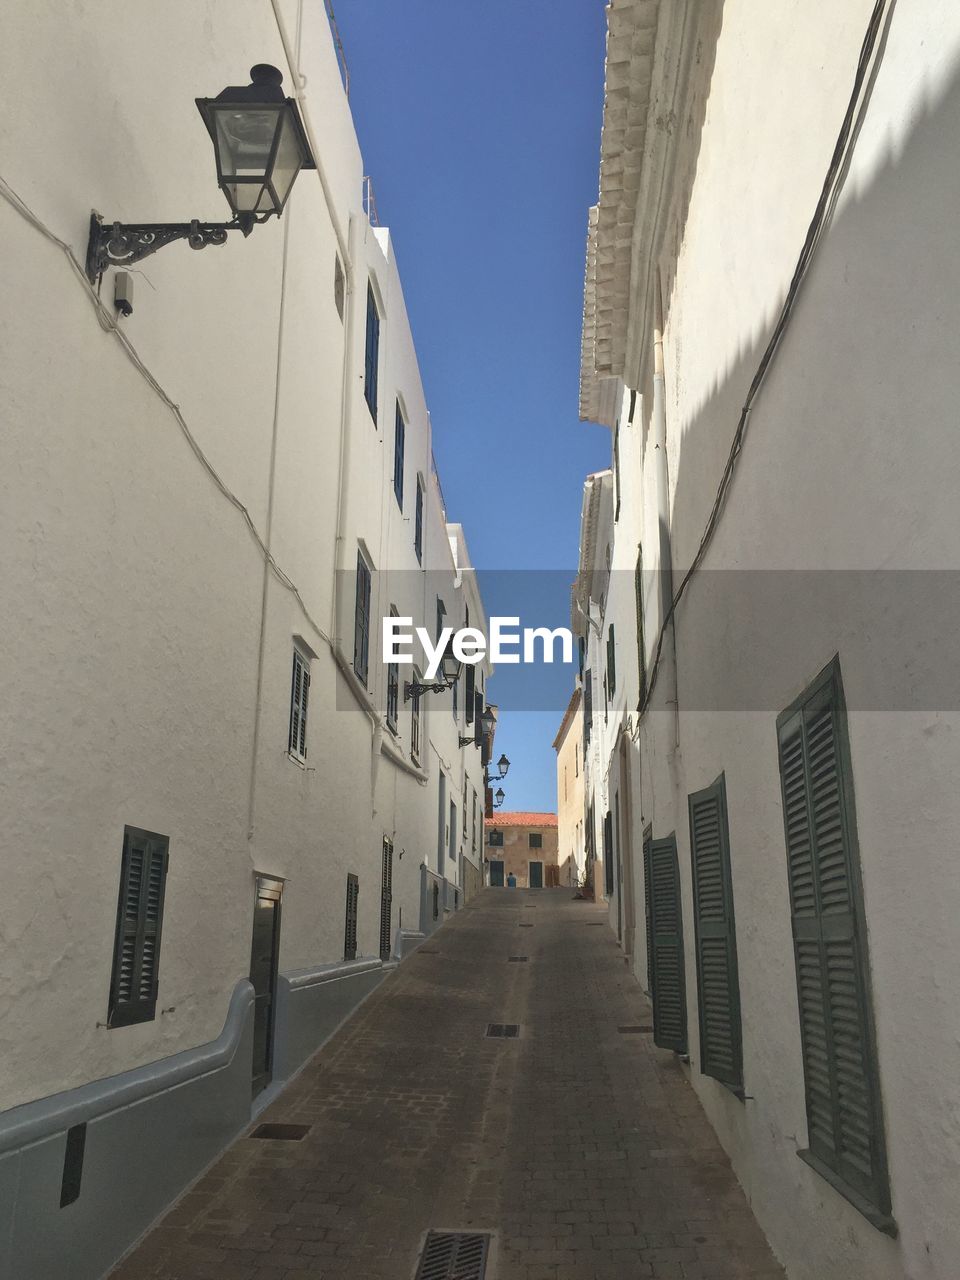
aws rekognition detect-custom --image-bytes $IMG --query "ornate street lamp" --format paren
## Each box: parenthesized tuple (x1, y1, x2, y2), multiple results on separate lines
(493, 787, 505, 809)
(86, 64, 315, 281)
(460, 698, 497, 749)
(404, 647, 463, 703)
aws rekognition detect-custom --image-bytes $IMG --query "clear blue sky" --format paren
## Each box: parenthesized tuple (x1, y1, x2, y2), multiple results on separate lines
(336, 0, 610, 811)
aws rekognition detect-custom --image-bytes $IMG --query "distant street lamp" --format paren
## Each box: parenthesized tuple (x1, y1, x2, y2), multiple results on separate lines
(86, 64, 315, 280)
(493, 787, 505, 809)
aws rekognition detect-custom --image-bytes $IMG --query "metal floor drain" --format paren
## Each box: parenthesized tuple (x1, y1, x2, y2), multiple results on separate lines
(508, 956, 528, 962)
(518, 922, 534, 928)
(586, 922, 605, 926)
(618, 1024, 654, 1034)
(415, 1230, 490, 1280)
(485, 1023, 520, 1038)
(249, 1123, 311, 1141)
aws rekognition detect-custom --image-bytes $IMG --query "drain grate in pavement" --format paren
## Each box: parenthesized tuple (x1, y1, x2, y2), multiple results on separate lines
(249, 1123, 311, 1141)
(415, 1230, 490, 1280)
(485, 1023, 520, 1038)
(586, 922, 605, 926)
(518, 922, 534, 928)
(618, 1024, 654, 1034)
(507, 956, 528, 962)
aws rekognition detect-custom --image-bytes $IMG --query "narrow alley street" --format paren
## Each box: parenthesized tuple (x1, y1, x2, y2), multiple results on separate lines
(112, 890, 784, 1280)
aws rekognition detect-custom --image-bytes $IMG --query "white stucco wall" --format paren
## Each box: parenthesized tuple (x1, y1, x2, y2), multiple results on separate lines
(580, 2, 960, 1278)
(0, 0, 490, 1111)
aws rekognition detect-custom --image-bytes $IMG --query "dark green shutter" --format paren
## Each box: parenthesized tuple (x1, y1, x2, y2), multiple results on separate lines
(688, 775, 743, 1091)
(364, 285, 379, 420)
(649, 833, 687, 1053)
(354, 551, 371, 684)
(777, 657, 893, 1231)
(603, 811, 614, 897)
(607, 625, 616, 696)
(344, 874, 359, 961)
(109, 828, 168, 1027)
(642, 827, 654, 992)
(635, 548, 647, 707)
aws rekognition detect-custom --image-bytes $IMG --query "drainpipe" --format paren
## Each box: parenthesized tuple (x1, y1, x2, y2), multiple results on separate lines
(652, 269, 680, 749)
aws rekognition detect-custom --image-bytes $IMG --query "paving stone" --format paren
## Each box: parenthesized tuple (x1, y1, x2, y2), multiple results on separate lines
(110, 889, 784, 1280)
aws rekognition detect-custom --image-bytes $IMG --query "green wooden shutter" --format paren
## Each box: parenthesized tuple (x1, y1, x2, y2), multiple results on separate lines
(603, 811, 614, 897)
(109, 827, 168, 1027)
(777, 657, 893, 1231)
(642, 827, 654, 993)
(688, 775, 743, 1091)
(649, 833, 687, 1053)
(344, 873, 359, 961)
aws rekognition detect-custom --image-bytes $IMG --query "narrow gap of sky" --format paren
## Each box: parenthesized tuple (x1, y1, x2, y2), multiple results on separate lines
(335, 0, 610, 811)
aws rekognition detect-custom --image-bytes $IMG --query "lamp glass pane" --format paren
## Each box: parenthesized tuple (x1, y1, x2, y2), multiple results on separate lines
(269, 110, 305, 210)
(213, 105, 281, 212)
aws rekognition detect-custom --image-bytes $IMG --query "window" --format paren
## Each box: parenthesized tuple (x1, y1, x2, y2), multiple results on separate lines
(604, 811, 614, 897)
(344, 873, 359, 961)
(386, 606, 399, 732)
(414, 476, 424, 563)
(488, 829, 504, 847)
(109, 827, 169, 1027)
(472, 789, 478, 850)
(411, 667, 422, 764)
(635, 547, 647, 706)
(584, 671, 593, 747)
(334, 256, 345, 319)
(436, 596, 446, 643)
(353, 549, 372, 685)
(688, 774, 743, 1093)
(452, 669, 459, 721)
(777, 657, 892, 1231)
(529, 833, 542, 849)
(607, 625, 617, 697)
(288, 649, 310, 760)
(393, 402, 405, 508)
(364, 284, 380, 422)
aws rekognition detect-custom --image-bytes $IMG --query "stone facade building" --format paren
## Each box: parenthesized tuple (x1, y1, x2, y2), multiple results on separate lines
(484, 812, 559, 888)
(553, 689, 585, 888)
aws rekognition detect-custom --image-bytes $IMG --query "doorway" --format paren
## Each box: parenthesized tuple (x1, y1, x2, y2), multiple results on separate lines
(489, 859, 504, 887)
(618, 736, 638, 959)
(614, 789, 623, 943)
(529, 861, 544, 889)
(379, 837, 394, 961)
(249, 875, 283, 1097)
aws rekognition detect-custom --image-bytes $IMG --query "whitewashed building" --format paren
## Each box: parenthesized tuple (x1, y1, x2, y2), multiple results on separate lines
(574, 2, 960, 1279)
(0, 3, 491, 1276)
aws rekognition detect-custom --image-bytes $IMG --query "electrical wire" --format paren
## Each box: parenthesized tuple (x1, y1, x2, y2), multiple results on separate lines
(635, 0, 891, 727)
(0, 173, 332, 652)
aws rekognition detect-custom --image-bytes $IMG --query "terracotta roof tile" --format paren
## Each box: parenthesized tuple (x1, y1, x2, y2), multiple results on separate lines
(485, 811, 558, 828)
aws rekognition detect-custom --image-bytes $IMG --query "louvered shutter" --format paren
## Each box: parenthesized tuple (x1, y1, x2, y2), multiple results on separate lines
(607, 626, 616, 695)
(777, 658, 892, 1227)
(603, 811, 614, 897)
(688, 776, 743, 1090)
(649, 834, 687, 1053)
(109, 828, 168, 1027)
(642, 829, 654, 992)
(344, 874, 359, 961)
(354, 552, 371, 684)
(364, 286, 379, 420)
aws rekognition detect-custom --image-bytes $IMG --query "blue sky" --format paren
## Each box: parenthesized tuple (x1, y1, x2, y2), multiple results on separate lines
(336, 0, 610, 810)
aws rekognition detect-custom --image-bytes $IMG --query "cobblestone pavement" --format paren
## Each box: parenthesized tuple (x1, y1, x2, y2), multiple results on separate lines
(112, 888, 785, 1280)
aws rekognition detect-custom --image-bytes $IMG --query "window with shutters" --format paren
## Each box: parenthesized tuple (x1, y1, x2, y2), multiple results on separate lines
(647, 832, 688, 1053)
(488, 829, 503, 847)
(584, 670, 593, 747)
(386, 606, 399, 733)
(607, 625, 617, 697)
(414, 476, 424, 563)
(344, 873, 359, 961)
(635, 547, 647, 707)
(353, 548, 372, 686)
(529, 833, 542, 849)
(288, 648, 310, 761)
(109, 827, 169, 1028)
(393, 402, 405, 509)
(777, 657, 894, 1233)
(410, 667, 422, 764)
(364, 284, 380, 422)
(688, 774, 743, 1094)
